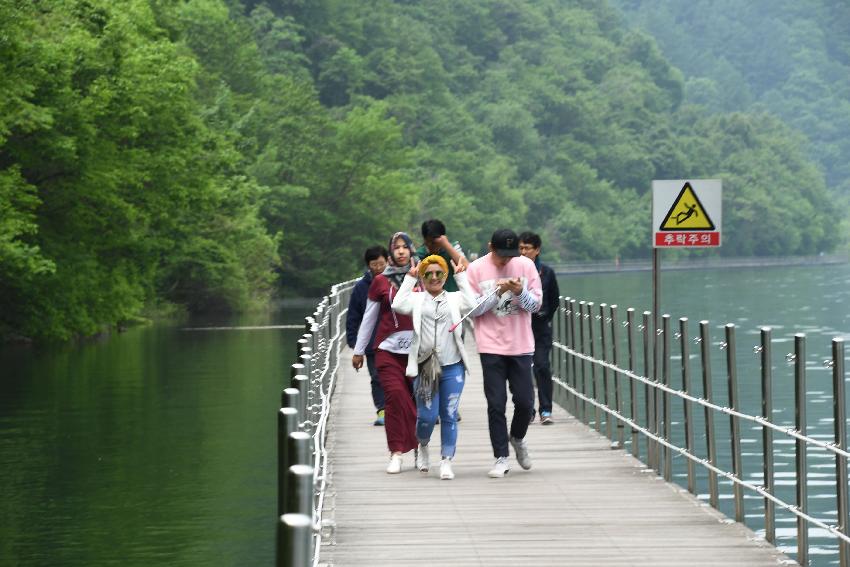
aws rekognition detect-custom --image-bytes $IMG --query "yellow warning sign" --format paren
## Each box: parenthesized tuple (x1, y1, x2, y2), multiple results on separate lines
(659, 182, 715, 231)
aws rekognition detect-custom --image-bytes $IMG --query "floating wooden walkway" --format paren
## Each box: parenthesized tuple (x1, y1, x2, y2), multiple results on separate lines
(320, 341, 796, 566)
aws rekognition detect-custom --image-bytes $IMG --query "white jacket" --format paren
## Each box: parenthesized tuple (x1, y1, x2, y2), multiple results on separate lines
(391, 271, 476, 378)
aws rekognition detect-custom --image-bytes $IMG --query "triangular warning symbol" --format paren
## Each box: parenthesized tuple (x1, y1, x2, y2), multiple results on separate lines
(660, 182, 715, 231)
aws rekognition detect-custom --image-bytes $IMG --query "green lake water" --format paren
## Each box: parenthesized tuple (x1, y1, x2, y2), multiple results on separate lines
(0, 309, 309, 566)
(1, 263, 849, 565)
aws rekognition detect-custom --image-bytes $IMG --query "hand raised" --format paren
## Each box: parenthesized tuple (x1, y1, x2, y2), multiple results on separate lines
(451, 258, 466, 274)
(435, 234, 451, 250)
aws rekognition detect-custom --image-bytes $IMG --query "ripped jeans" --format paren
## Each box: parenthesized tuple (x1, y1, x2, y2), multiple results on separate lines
(414, 361, 465, 458)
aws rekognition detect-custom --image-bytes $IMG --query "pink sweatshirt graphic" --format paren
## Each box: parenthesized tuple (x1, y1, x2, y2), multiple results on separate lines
(466, 253, 542, 355)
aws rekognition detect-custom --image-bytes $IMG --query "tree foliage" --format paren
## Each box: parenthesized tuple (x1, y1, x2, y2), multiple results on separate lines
(614, 0, 850, 196)
(0, 0, 839, 340)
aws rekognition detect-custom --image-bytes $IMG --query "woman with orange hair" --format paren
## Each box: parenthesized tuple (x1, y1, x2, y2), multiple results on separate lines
(392, 254, 475, 480)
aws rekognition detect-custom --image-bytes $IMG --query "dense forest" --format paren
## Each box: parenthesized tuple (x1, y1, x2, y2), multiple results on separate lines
(0, 0, 844, 341)
(614, 0, 850, 194)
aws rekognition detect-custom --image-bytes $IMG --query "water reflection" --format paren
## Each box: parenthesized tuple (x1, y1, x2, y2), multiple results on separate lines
(0, 307, 309, 566)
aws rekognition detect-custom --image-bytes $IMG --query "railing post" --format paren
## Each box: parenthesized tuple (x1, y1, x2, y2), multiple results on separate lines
(281, 387, 300, 411)
(662, 314, 672, 481)
(300, 333, 313, 355)
(291, 375, 309, 425)
(833, 337, 849, 567)
(278, 407, 299, 517)
(552, 295, 561, 407)
(642, 311, 655, 468)
(725, 324, 744, 523)
(600, 303, 611, 439)
(570, 299, 579, 417)
(288, 430, 311, 468)
(290, 363, 305, 381)
(578, 301, 588, 424)
(277, 513, 313, 567)
(561, 297, 570, 412)
(611, 305, 624, 449)
(700, 321, 719, 509)
(679, 318, 695, 494)
(795, 333, 808, 567)
(286, 463, 315, 516)
(588, 302, 600, 431)
(627, 308, 639, 458)
(300, 353, 314, 430)
(760, 327, 775, 544)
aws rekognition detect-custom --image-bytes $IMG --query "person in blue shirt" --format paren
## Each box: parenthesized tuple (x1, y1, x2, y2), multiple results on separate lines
(519, 232, 560, 425)
(346, 246, 389, 425)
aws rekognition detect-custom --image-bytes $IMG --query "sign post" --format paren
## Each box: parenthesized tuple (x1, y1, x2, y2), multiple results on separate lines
(650, 179, 721, 477)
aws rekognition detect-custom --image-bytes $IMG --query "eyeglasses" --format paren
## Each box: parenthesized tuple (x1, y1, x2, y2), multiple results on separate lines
(422, 271, 445, 281)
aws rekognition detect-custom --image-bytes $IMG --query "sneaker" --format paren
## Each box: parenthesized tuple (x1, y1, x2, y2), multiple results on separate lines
(488, 457, 510, 478)
(510, 436, 532, 470)
(540, 411, 554, 425)
(440, 458, 455, 480)
(373, 409, 385, 426)
(416, 444, 430, 472)
(386, 453, 402, 474)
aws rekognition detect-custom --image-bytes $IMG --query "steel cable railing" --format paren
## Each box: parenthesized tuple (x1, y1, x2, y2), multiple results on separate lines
(552, 296, 850, 567)
(276, 278, 357, 567)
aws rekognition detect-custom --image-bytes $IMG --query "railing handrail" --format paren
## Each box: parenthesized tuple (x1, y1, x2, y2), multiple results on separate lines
(309, 279, 356, 567)
(277, 277, 357, 567)
(557, 345, 850, 546)
(552, 295, 850, 567)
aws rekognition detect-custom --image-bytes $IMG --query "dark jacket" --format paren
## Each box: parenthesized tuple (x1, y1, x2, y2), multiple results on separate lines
(346, 270, 376, 353)
(532, 262, 560, 337)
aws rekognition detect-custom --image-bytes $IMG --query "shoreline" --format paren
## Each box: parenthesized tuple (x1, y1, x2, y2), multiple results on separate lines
(550, 253, 849, 275)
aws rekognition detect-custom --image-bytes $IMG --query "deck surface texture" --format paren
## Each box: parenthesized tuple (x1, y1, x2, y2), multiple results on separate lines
(320, 341, 795, 567)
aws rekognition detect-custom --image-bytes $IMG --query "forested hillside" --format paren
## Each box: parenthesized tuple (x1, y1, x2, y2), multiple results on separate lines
(614, 0, 850, 196)
(0, 0, 839, 341)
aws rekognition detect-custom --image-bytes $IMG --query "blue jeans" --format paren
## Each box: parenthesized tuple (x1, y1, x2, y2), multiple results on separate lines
(414, 362, 465, 458)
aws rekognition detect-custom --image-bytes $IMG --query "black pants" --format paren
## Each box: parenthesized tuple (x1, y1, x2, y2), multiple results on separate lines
(366, 353, 386, 411)
(480, 353, 534, 458)
(533, 327, 553, 414)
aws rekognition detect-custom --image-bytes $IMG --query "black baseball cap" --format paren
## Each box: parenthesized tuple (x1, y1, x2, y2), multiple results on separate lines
(490, 229, 520, 257)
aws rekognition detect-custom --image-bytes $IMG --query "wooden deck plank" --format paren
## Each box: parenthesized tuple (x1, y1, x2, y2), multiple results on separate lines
(320, 341, 795, 566)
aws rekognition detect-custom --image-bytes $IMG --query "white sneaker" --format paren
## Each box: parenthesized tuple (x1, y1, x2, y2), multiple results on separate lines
(386, 453, 403, 474)
(510, 436, 532, 470)
(488, 457, 510, 478)
(440, 458, 454, 480)
(416, 444, 430, 472)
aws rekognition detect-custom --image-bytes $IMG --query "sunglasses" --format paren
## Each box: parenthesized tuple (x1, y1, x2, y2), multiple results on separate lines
(422, 271, 446, 281)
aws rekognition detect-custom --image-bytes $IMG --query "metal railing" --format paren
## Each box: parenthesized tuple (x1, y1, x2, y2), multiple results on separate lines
(276, 279, 356, 567)
(552, 296, 849, 567)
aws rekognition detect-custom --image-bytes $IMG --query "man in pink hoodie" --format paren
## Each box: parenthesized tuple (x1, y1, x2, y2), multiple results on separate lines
(466, 229, 542, 478)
